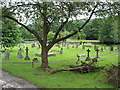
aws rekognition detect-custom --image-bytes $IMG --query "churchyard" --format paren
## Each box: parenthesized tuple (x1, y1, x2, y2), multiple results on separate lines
(0, 42, 119, 88)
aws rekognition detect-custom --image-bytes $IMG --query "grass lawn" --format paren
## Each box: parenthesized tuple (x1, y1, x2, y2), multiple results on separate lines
(2, 53, 118, 88)
(0, 43, 118, 63)
(1, 43, 119, 88)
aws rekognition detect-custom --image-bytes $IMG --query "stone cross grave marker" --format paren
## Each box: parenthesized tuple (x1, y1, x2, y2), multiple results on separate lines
(2, 49, 10, 60)
(110, 46, 113, 51)
(24, 47, 30, 60)
(60, 48, 63, 54)
(85, 49, 91, 61)
(17, 48, 23, 59)
(95, 49, 99, 58)
(101, 47, 103, 52)
(87, 49, 90, 58)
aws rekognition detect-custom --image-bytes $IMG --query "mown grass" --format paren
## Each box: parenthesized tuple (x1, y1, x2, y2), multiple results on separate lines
(2, 53, 118, 88)
(1, 43, 119, 88)
(0, 43, 118, 63)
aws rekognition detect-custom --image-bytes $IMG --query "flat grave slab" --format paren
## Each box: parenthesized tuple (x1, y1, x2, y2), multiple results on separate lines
(35, 53, 56, 57)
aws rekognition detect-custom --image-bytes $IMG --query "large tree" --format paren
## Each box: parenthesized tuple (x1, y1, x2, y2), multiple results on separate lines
(1, 1, 119, 69)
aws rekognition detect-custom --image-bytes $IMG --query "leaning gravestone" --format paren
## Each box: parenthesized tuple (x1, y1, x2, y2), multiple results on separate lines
(60, 48, 63, 54)
(24, 47, 30, 60)
(17, 48, 23, 59)
(2, 49, 10, 60)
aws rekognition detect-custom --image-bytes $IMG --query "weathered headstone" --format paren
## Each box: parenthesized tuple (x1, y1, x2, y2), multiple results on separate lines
(35, 53, 56, 57)
(60, 48, 63, 54)
(101, 47, 103, 52)
(2, 49, 10, 60)
(23, 49, 24, 52)
(95, 49, 99, 58)
(76, 44, 79, 48)
(24, 47, 30, 60)
(32, 58, 38, 61)
(82, 45, 85, 50)
(19, 44, 21, 47)
(17, 48, 23, 59)
(34, 47, 35, 50)
(1, 44, 3, 49)
(23, 46, 26, 48)
(115, 48, 117, 52)
(94, 45, 96, 50)
(32, 43, 35, 48)
(85, 49, 91, 61)
(110, 46, 113, 51)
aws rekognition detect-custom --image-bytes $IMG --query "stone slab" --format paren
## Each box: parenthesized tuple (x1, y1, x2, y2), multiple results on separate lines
(35, 53, 56, 57)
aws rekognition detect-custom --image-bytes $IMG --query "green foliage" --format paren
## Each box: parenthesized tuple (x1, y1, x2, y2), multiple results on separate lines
(47, 31, 55, 41)
(99, 17, 118, 45)
(79, 40, 83, 44)
(2, 18, 21, 49)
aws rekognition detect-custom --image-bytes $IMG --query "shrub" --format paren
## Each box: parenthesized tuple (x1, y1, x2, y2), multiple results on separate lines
(79, 40, 83, 44)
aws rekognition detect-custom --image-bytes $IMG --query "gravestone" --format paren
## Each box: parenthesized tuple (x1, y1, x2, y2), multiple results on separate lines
(2, 49, 10, 60)
(85, 49, 91, 61)
(19, 44, 21, 47)
(95, 49, 99, 58)
(24, 47, 30, 60)
(110, 46, 113, 51)
(67, 44, 69, 49)
(94, 45, 96, 50)
(82, 45, 85, 50)
(101, 47, 103, 52)
(23, 49, 24, 52)
(60, 48, 63, 54)
(32, 43, 35, 48)
(23, 46, 26, 48)
(115, 48, 117, 52)
(76, 44, 79, 48)
(17, 48, 23, 59)
(35, 53, 56, 57)
(34, 47, 35, 50)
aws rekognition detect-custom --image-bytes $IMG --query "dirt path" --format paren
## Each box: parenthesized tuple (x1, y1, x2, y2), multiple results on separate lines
(0, 69, 39, 89)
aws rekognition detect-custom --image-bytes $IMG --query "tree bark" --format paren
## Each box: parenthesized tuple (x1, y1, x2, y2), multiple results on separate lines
(41, 47, 49, 69)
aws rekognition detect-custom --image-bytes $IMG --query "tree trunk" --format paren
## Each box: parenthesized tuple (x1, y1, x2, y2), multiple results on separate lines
(41, 47, 50, 69)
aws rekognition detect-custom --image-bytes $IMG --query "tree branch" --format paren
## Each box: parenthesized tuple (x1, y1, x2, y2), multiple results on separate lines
(4, 15, 43, 46)
(54, 3, 98, 44)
